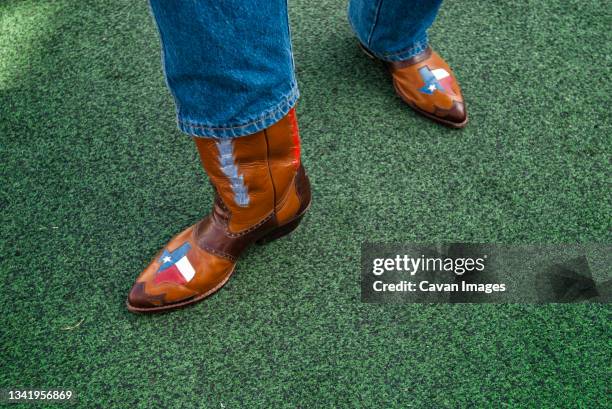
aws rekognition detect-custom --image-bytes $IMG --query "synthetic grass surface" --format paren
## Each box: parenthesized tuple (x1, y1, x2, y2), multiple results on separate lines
(1, 0, 610, 407)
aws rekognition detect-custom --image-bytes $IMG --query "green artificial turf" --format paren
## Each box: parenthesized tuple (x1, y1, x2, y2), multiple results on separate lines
(1, 0, 610, 407)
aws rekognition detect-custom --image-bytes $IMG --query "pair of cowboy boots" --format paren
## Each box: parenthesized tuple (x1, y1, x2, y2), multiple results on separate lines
(127, 45, 466, 313)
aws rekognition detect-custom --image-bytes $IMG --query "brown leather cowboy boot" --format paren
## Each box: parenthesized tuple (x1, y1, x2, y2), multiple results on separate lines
(361, 44, 467, 128)
(127, 108, 311, 313)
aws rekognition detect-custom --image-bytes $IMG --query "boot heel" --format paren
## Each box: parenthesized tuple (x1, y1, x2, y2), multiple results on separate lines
(256, 216, 303, 245)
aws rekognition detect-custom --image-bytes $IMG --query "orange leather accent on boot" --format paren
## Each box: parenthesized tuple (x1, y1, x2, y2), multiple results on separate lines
(127, 108, 311, 313)
(195, 131, 274, 234)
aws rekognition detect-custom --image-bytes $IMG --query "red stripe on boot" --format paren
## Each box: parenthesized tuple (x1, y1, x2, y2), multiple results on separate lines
(288, 108, 301, 168)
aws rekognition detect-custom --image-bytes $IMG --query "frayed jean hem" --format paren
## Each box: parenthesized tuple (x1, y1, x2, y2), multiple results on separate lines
(177, 84, 300, 138)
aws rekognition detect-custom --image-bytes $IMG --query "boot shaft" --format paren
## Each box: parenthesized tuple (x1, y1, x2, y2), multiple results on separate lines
(194, 109, 303, 233)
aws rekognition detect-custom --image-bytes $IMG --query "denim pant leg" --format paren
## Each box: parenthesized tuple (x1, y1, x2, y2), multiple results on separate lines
(148, 0, 299, 138)
(348, 0, 443, 62)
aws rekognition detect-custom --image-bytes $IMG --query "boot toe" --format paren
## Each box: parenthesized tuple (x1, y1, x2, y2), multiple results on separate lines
(127, 282, 157, 310)
(441, 101, 468, 127)
(384, 46, 468, 128)
(127, 281, 197, 312)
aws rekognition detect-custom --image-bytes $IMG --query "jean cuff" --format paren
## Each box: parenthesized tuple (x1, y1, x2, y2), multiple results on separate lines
(177, 84, 300, 139)
(351, 23, 430, 63)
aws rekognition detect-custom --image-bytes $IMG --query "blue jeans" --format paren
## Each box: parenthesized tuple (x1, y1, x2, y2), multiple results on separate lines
(148, 0, 443, 138)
